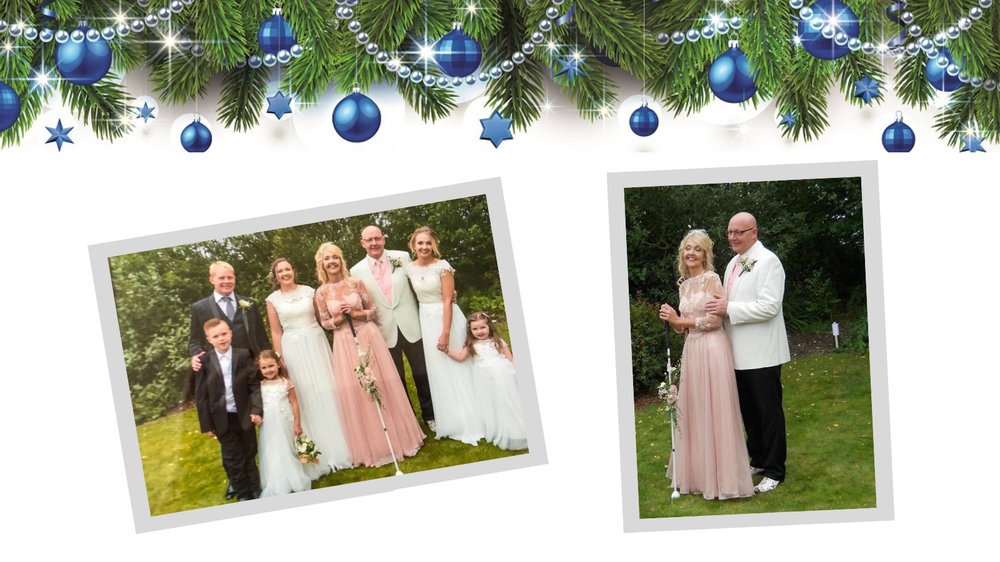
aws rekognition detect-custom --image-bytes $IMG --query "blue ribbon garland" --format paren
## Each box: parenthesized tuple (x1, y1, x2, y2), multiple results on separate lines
(39, 0, 58, 25)
(555, 4, 575, 26)
(886, 2, 907, 49)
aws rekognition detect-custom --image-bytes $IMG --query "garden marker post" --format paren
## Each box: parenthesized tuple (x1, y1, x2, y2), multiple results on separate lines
(664, 321, 680, 499)
(344, 314, 404, 476)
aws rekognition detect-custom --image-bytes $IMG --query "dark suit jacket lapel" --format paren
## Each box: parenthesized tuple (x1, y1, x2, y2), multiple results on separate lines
(233, 293, 258, 354)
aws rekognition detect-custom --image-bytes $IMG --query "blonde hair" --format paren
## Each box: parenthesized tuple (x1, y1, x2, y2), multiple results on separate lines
(676, 229, 715, 282)
(315, 243, 349, 284)
(209, 261, 234, 278)
(409, 226, 442, 258)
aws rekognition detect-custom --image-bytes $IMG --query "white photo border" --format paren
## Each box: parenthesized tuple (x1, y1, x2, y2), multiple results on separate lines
(608, 161, 892, 531)
(89, 177, 547, 533)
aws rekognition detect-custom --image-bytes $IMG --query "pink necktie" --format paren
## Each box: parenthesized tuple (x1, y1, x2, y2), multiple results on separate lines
(727, 259, 739, 297)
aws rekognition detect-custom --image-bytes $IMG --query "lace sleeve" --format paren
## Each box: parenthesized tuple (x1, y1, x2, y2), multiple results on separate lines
(693, 273, 724, 331)
(436, 259, 455, 277)
(314, 284, 336, 330)
(353, 278, 377, 320)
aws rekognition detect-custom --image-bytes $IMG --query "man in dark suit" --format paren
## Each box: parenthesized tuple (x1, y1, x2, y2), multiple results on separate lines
(195, 318, 263, 502)
(189, 261, 271, 370)
(187, 261, 271, 499)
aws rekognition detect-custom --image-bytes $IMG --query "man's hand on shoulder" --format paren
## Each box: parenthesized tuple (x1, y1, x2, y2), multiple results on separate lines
(191, 351, 206, 372)
(705, 294, 728, 316)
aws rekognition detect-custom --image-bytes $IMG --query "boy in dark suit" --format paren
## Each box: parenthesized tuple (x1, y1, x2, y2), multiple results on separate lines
(195, 318, 263, 502)
(186, 261, 271, 500)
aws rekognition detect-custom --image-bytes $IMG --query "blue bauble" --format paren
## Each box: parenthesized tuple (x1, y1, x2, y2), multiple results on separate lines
(435, 28, 483, 78)
(797, 0, 860, 61)
(180, 121, 213, 152)
(333, 92, 381, 143)
(258, 14, 297, 55)
(882, 118, 915, 152)
(708, 47, 758, 103)
(0, 80, 21, 132)
(55, 28, 112, 85)
(925, 48, 964, 92)
(629, 105, 658, 137)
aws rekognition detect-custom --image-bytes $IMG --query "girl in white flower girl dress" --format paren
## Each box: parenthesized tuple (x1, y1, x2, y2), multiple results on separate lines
(257, 350, 325, 497)
(445, 312, 527, 451)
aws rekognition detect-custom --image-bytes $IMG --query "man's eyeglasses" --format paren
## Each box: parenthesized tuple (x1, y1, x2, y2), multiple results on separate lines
(726, 228, 755, 238)
(362, 236, 385, 243)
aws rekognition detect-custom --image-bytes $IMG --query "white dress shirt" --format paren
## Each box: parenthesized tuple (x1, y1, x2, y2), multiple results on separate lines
(215, 347, 238, 413)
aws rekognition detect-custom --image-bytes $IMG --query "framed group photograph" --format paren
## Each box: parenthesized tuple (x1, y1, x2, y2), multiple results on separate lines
(90, 178, 546, 532)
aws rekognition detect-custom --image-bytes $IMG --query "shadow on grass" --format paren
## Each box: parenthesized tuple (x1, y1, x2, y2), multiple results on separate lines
(139, 323, 528, 516)
(635, 352, 876, 519)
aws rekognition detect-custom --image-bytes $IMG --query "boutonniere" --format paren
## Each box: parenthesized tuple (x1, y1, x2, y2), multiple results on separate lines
(738, 257, 758, 277)
(238, 299, 252, 312)
(387, 256, 402, 272)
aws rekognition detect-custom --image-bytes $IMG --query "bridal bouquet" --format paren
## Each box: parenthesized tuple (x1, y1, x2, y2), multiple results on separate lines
(355, 344, 385, 411)
(295, 434, 322, 464)
(658, 359, 682, 434)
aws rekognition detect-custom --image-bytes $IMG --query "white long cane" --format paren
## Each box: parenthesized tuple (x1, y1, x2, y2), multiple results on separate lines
(665, 321, 680, 499)
(345, 315, 404, 476)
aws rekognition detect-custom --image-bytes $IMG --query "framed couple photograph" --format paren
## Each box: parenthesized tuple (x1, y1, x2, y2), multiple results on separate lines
(90, 178, 546, 532)
(608, 161, 892, 531)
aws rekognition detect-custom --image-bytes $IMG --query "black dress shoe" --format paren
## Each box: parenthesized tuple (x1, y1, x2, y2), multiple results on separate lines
(225, 485, 236, 501)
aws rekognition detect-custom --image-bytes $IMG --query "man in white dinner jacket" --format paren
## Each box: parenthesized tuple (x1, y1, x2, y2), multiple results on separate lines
(706, 212, 790, 494)
(351, 225, 435, 430)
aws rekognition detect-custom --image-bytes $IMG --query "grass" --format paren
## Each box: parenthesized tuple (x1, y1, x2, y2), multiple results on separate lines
(138, 323, 528, 517)
(636, 352, 876, 518)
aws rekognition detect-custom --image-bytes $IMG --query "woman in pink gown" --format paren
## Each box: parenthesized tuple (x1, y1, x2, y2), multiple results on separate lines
(659, 230, 754, 500)
(313, 243, 425, 468)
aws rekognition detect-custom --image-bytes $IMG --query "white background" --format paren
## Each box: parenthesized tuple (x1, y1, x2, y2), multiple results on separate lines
(3, 62, 999, 558)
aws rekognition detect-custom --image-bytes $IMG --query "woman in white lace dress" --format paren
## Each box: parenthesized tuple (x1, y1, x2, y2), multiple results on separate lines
(659, 230, 754, 500)
(265, 258, 352, 473)
(404, 227, 484, 446)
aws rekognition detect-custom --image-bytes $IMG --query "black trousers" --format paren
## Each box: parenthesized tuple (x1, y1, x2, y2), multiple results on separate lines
(217, 413, 260, 500)
(388, 329, 435, 423)
(735, 365, 787, 482)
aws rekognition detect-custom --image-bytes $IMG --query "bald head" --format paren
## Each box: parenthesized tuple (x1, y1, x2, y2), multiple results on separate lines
(361, 225, 386, 259)
(727, 212, 759, 255)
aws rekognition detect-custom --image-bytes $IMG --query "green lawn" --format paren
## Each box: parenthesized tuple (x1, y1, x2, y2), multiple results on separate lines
(138, 323, 528, 516)
(636, 352, 876, 518)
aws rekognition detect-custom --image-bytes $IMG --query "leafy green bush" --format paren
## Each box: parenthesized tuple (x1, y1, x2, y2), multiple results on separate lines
(629, 299, 683, 396)
(460, 292, 507, 322)
(842, 310, 869, 353)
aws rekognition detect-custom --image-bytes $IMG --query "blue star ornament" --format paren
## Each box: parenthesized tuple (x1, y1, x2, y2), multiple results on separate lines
(267, 91, 293, 120)
(555, 57, 586, 84)
(45, 119, 74, 151)
(854, 76, 880, 104)
(960, 135, 986, 153)
(479, 110, 513, 148)
(780, 111, 798, 129)
(135, 102, 156, 123)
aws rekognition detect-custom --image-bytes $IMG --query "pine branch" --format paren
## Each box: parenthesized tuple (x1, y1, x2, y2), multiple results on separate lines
(364, 0, 422, 49)
(0, 37, 45, 147)
(217, 65, 267, 132)
(481, 0, 544, 132)
(193, 0, 245, 70)
(544, 50, 619, 121)
(150, 48, 212, 105)
(457, 0, 502, 40)
(283, 15, 339, 104)
(574, 0, 664, 80)
(60, 76, 132, 140)
(775, 51, 832, 142)
(893, 54, 934, 109)
(836, 47, 887, 108)
(395, 74, 457, 122)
